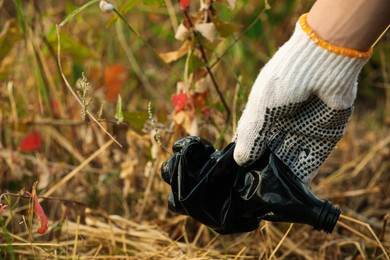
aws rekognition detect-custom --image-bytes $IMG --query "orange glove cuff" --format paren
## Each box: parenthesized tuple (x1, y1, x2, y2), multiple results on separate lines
(299, 13, 372, 60)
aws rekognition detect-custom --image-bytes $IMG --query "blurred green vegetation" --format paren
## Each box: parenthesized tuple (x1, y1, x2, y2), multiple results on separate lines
(1, 0, 388, 116)
(0, 0, 388, 201)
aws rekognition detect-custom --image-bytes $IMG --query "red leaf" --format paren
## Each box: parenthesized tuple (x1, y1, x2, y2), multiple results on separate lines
(26, 191, 49, 234)
(180, 0, 191, 11)
(193, 92, 210, 115)
(0, 205, 7, 217)
(50, 99, 61, 117)
(172, 93, 188, 113)
(104, 64, 128, 102)
(19, 131, 42, 152)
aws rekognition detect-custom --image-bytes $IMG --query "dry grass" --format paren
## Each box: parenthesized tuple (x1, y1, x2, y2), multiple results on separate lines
(1, 0, 390, 259)
(1, 91, 388, 260)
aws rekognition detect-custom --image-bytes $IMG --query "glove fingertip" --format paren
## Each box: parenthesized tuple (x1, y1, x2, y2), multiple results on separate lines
(234, 132, 270, 166)
(233, 144, 256, 167)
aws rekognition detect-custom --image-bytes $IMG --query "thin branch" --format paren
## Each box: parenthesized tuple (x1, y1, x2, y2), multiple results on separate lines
(43, 139, 114, 197)
(113, 8, 180, 79)
(268, 223, 294, 260)
(183, 10, 231, 123)
(0, 192, 87, 208)
(372, 213, 389, 258)
(209, 3, 270, 69)
(24, 118, 130, 128)
(56, 25, 122, 147)
(339, 214, 389, 260)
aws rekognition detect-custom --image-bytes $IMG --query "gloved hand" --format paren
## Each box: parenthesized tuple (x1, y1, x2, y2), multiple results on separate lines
(161, 136, 341, 234)
(234, 14, 372, 183)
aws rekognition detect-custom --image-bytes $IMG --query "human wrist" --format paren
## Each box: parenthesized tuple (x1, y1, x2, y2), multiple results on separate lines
(300, 13, 372, 59)
(307, 0, 390, 52)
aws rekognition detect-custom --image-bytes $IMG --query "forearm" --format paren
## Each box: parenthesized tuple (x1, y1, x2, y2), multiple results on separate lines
(307, 0, 390, 51)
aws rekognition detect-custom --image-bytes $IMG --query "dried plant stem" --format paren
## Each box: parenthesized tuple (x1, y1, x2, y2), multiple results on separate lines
(339, 214, 389, 260)
(191, 224, 206, 246)
(268, 223, 294, 260)
(337, 221, 377, 246)
(115, 19, 156, 98)
(26, 118, 86, 126)
(0, 232, 57, 258)
(327, 186, 380, 198)
(0, 242, 61, 247)
(44, 126, 86, 163)
(349, 137, 390, 178)
(266, 224, 312, 259)
(43, 139, 114, 197)
(371, 23, 390, 48)
(373, 213, 389, 258)
(55, 25, 121, 147)
(7, 82, 18, 129)
(113, 8, 179, 79)
(164, 0, 178, 32)
(183, 10, 231, 123)
(232, 77, 241, 133)
(233, 246, 248, 260)
(379, 49, 390, 123)
(0, 192, 86, 208)
(72, 215, 81, 260)
(93, 243, 104, 257)
(148, 102, 171, 154)
(209, 2, 270, 69)
(136, 162, 157, 221)
(24, 117, 131, 128)
(31, 31, 64, 117)
(321, 134, 390, 185)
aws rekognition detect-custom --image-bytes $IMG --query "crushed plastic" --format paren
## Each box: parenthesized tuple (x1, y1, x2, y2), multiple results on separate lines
(161, 136, 341, 235)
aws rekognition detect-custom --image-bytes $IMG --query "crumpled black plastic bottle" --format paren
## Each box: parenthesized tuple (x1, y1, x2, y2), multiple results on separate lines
(161, 136, 341, 235)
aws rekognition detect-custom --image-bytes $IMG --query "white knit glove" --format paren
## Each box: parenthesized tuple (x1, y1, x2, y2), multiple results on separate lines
(234, 14, 371, 183)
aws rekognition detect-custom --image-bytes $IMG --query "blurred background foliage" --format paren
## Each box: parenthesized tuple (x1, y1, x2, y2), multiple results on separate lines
(0, 0, 389, 259)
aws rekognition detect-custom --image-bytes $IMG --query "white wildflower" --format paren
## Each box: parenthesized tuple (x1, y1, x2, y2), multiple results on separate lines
(99, 0, 114, 13)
